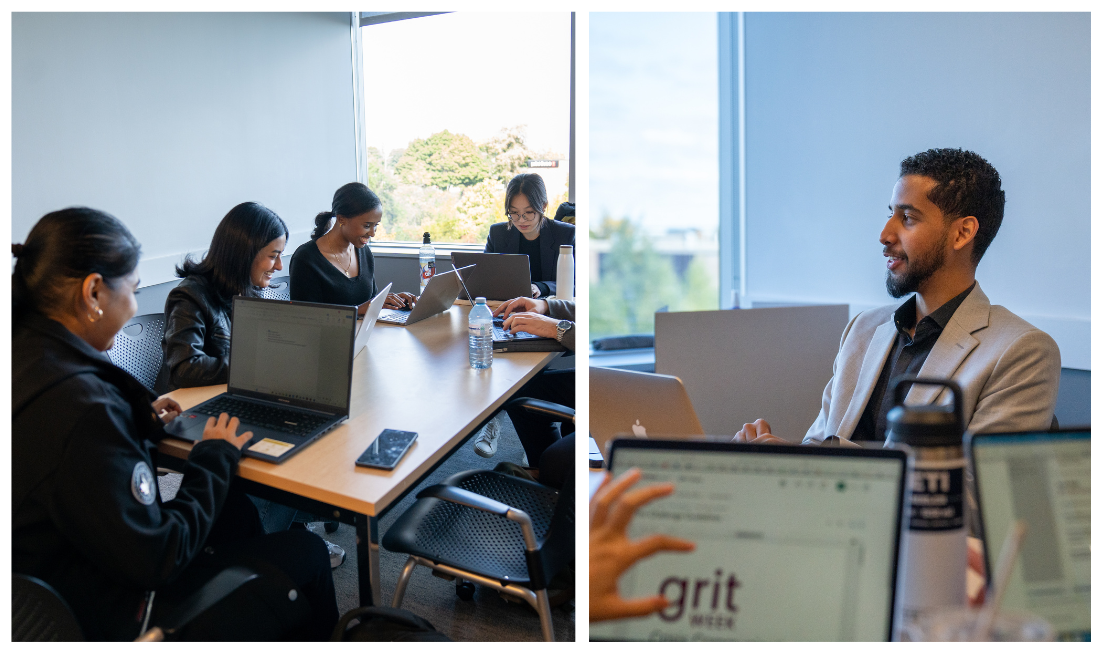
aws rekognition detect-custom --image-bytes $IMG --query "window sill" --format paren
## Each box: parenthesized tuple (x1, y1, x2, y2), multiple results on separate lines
(588, 347, 656, 373)
(369, 241, 485, 257)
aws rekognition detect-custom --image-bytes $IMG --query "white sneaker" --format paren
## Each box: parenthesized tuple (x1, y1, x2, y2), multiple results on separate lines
(473, 417, 501, 458)
(326, 541, 346, 569)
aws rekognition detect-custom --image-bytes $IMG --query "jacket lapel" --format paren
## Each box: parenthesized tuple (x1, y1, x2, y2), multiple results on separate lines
(909, 283, 990, 406)
(837, 318, 898, 438)
(540, 221, 558, 280)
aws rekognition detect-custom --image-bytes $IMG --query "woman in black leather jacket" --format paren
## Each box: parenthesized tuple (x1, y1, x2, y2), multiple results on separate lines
(156, 202, 288, 393)
(12, 208, 337, 640)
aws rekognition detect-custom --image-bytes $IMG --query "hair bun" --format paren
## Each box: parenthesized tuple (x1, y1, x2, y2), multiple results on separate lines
(12, 243, 24, 257)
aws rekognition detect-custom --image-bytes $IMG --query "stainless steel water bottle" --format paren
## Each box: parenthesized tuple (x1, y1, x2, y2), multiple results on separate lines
(885, 376, 967, 638)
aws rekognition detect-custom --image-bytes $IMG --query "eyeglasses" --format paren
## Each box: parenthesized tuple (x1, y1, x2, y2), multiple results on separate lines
(507, 210, 542, 223)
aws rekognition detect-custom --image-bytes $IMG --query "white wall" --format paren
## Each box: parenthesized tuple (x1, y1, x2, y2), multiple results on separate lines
(12, 12, 356, 286)
(741, 13, 1090, 369)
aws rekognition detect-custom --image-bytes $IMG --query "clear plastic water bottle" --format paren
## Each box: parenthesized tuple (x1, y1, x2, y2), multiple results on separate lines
(418, 232, 435, 295)
(468, 297, 493, 369)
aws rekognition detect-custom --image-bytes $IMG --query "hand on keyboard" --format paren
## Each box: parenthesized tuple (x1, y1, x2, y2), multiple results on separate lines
(201, 412, 254, 450)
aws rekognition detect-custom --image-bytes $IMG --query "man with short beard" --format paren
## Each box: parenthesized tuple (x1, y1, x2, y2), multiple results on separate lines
(735, 148, 1061, 445)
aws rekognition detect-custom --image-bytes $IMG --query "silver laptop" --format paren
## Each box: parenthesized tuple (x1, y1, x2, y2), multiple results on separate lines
(590, 366, 705, 454)
(450, 252, 531, 300)
(969, 429, 1090, 641)
(353, 282, 391, 358)
(376, 265, 474, 326)
(591, 439, 909, 641)
(163, 297, 356, 463)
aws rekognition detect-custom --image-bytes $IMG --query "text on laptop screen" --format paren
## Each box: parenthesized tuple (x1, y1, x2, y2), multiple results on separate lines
(229, 301, 354, 410)
(592, 447, 904, 641)
(972, 431, 1090, 640)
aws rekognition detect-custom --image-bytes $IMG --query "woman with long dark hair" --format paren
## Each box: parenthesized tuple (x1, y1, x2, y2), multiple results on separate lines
(484, 173, 575, 299)
(290, 182, 417, 311)
(12, 208, 338, 640)
(157, 202, 288, 392)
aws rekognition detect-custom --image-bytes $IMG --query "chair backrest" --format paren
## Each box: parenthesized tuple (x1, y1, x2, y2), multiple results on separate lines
(12, 574, 84, 641)
(536, 465, 575, 589)
(258, 276, 290, 301)
(106, 313, 165, 392)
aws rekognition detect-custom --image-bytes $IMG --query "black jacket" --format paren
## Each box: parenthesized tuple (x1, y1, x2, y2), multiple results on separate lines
(157, 275, 232, 393)
(484, 219, 575, 296)
(12, 311, 242, 640)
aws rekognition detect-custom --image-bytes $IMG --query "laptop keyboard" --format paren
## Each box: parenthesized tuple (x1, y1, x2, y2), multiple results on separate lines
(492, 317, 543, 341)
(379, 309, 411, 324)
(197, 396, 329, 436)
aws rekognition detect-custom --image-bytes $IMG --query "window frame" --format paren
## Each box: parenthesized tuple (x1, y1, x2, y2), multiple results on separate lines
(351, 11, 575, 249)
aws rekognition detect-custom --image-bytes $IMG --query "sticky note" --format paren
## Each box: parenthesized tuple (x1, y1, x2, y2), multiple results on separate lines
(249, 438, 294, 458)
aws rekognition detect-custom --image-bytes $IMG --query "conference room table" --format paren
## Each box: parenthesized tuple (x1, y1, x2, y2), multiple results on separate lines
(157, 303, 562, 607)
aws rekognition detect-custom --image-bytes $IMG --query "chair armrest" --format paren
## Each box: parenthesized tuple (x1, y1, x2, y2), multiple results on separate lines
(136, 566, 258, 641)
(417, 484, 539, 551)
(503, 398, 575, 424)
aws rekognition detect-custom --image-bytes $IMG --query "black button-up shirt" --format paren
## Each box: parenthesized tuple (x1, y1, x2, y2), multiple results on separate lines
(851, 282, 976, 442)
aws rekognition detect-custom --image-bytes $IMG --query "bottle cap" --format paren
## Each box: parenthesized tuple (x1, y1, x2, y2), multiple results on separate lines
(475, 297, 487, 304)
(560, 245, 572, 252)
(423, 232, 431, 244)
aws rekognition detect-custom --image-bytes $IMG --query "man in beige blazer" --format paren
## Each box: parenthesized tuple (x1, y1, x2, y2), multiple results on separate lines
(736, 148, 1061, 445)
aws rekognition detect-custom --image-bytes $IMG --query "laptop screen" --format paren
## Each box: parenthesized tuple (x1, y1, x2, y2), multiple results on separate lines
(592, 441, 906, 641)
(971, 430, 1090, 641)
(228, 298, 355, 412)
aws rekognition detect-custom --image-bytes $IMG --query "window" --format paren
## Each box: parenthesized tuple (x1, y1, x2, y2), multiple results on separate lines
(590, 13, 720, 341)
(359, 13, 572, 245)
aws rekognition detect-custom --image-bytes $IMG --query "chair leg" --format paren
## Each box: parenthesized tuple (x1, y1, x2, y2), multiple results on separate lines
(391, 557, 419, 608)
(535, 588, 555, 642)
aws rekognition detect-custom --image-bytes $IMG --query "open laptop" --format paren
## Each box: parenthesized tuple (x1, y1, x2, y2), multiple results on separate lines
(354, 282, 391, 358)
(163, 297, 356, 463)
(451, 265, 566, 353)
(450, 252, 532, 300)
(591, 439, 909, 642)
(376, 265, 474, 326)
(968, 429, 1090, 641)
(590, 367, 705, 454)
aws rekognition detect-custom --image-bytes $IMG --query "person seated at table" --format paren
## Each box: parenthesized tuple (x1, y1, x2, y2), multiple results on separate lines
(590, 468, 696, 623)
(157, 202, 288, 393)
(485, 173, 575, 299)
(12, 207, 339, 641)
(470, 296, 575, 489)
(289, 182, 417, 312)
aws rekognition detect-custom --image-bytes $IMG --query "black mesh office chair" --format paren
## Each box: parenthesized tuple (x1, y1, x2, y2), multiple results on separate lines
(382, 464, 575, 642)
(258, 276, 290, 301)
(12, 566, 294, 642)
(106, 313, 165, 392)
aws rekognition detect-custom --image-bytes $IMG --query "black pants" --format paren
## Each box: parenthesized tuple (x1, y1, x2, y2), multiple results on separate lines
(505, 368, 575, 475)
(153, 482, 339, 641)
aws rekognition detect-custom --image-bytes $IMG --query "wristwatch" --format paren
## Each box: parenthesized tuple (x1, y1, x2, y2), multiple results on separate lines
(555, 320, 573, 342)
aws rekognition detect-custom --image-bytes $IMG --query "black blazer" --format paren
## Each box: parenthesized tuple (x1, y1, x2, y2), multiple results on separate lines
(484, 219, 575, 296)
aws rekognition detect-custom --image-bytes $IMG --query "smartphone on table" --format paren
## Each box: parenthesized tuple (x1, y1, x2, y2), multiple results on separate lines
(355, 429, 418, 470)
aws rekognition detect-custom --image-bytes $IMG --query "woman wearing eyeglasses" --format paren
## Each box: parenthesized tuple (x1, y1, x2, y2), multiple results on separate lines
(484, 173, 575, 299)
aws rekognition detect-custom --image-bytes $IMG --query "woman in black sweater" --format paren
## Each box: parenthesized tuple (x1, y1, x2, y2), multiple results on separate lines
(12, 208, 337, 640)
(484, 173, 575, 298)
(289, 182, 416, 311)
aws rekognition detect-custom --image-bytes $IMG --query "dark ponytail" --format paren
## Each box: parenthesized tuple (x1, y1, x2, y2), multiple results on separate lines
(311, 211, 336, 240)
(312, 182, 382, 240)
(13, 207, 141, 319)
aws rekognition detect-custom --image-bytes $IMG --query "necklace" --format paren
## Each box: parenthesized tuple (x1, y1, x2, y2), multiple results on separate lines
(324, 242, 354, 277)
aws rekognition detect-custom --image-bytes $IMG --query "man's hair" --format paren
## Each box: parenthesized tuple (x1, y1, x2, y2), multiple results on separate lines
(899, 148, 1005, 264)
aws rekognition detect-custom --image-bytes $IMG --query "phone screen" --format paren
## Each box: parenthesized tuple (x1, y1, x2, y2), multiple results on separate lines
(355, 429, 418, 470)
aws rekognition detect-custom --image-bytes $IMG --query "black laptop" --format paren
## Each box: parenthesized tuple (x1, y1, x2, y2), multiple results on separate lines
(450, 251, 532, 300)
(163, 296, 356, 463)
(591, 438, 909, 641)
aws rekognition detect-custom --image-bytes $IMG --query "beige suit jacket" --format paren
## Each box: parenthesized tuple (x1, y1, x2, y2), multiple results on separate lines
(803, 283, 1061, 444)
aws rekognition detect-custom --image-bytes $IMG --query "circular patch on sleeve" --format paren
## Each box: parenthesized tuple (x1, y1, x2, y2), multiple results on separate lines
(131, 461, 157, 506)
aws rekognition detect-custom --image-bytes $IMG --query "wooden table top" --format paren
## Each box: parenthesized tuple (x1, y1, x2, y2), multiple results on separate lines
(159, 304, 560, 517)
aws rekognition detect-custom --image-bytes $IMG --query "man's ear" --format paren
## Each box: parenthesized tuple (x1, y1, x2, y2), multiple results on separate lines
(952, 216, 979, 252)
